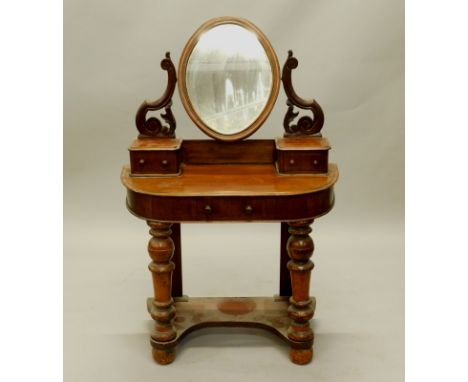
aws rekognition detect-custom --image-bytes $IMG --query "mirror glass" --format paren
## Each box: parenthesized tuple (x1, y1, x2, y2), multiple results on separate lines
(185, 24, 273, 136)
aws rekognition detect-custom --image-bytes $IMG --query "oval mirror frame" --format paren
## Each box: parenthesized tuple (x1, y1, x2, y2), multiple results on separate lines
(178, 17, 281, 141)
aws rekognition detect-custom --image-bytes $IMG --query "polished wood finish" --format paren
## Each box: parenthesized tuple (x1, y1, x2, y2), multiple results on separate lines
(277, 151, 328, 174)
(122, 157, 336, 364)
(124, 17, 338, 366)
(170, 223, 183, 298)
(123, 158, 336, 364)
(280, 222, 292, 296)
(147, 221, 177, 364)
(282, 50, 324, 137)
(130, 150, 181, 175)
(131, 139, 275, 170)
(126, 189, 335, 222)
(129, 138, 183, 150)
(276, 137, 330, 174)
(129, 138, 182, 175)
(287, 220, 315, 364)
(122, 164, 337, 222)
(276, 137, 330, 151)
(124, 161, 336, 364)
(128, 192, 334, 223)
(122, 163, 338, 197)
(278, 151, 328, 174)
(182, 139, 276, 164)
(129, 137, 334, 174)
(147, 296, 316, 352)
(135, 52, 177, 138)
(178, 17, 281, 142)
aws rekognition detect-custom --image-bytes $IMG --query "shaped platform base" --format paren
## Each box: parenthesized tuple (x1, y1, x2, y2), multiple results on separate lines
(147, 296, 315, 365)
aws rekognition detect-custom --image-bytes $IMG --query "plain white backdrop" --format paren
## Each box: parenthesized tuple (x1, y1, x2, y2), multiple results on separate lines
(3, 0, 468, 382)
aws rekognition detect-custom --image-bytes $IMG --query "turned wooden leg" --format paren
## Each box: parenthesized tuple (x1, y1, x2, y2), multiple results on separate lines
(287, 220, 315, 365)
(171, 223, 183, 298)
(280, 222, 292, 296)
(147, 221, 177, 364)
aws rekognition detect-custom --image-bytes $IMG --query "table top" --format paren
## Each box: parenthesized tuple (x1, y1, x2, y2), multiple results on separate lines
(121, 163, 338, 197)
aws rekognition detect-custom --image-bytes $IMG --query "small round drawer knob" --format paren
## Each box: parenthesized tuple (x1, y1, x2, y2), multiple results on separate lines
(313, 159, 318, 165)
(245, 205, 254, 214)
(161, 159, 169, 167)
(204, 205, 212, 214)
(289, 158, 295, 165)
(139, 158, 145, 165)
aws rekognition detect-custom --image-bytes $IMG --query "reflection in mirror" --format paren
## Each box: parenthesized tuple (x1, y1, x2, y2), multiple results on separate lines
(186, 24, 273, 135)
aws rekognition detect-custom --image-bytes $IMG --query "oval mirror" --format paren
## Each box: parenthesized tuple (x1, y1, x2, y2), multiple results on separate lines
(178, 17, 280, 141)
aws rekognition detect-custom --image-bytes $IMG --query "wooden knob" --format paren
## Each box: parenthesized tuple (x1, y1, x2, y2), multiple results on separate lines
(204, 205, 212, 214)
(139, 158, 145, 165)
(289, 158, 295, 165)
(161, 159, 168, 167)
(245, 205, 254, 214)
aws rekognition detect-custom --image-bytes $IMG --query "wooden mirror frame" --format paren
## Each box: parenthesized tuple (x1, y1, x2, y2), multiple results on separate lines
(178, 16, 281, 142)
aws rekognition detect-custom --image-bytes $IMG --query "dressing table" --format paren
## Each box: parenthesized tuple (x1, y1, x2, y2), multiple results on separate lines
(121, 17, 338, 365)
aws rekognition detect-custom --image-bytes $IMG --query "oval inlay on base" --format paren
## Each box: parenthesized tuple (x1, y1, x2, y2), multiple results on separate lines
(217, 298, 257, 315)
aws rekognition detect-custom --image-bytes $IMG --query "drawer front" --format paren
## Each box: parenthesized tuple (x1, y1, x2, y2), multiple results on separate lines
(190, 198, 263, 221)
(277, 150, 328, 174)
(130, 150, 180, 175)
(127, 192, 335, 222)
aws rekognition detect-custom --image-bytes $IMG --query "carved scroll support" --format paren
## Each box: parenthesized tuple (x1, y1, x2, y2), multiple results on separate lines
(136, 52, 177, 138)
(147, 221, 177, 364)
(282, 50, 324, 137)
(287, 219, 315, 365)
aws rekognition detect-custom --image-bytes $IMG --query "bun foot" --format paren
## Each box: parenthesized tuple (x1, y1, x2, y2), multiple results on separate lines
(289, 347, 313, 365)
(152, 347, 176, 365)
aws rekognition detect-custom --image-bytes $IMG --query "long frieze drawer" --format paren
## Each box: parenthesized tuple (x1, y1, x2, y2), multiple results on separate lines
(126, 191, 335, 222)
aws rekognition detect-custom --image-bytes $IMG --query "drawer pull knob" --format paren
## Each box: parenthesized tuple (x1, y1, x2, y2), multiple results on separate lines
(204, 205, 212, 214)
(289, 158, 295, 165)
(139, 159, 145, 165)
(313, 159, 318, 165)
(245, 205, 254, 214)
(161, 159, 169, 167)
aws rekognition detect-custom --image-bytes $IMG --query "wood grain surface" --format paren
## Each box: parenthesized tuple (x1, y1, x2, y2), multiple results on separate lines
(122, 163, 338, 197)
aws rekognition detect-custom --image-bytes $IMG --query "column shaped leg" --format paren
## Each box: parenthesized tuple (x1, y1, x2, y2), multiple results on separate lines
(279, 222, 292, 296)
(171, 223, 183, 298)
(287, 219, 315, 365)
(147, 221, 176, 364)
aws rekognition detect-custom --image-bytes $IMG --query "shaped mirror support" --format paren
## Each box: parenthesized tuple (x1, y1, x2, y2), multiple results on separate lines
(135, 52, 177, 139)
(134, 17, 325, 142)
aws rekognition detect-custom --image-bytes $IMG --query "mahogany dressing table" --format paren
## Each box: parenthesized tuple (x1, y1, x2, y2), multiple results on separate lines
(121, 17, 338, 365)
